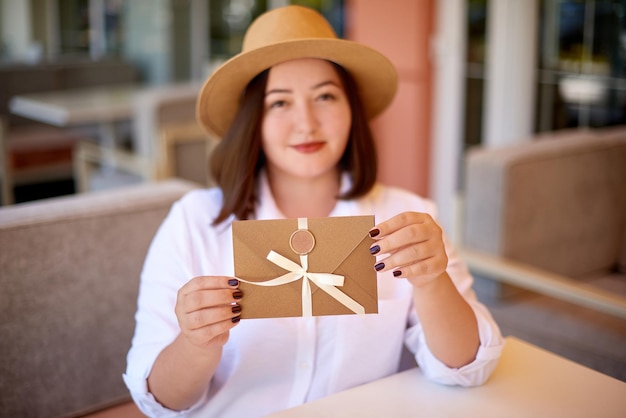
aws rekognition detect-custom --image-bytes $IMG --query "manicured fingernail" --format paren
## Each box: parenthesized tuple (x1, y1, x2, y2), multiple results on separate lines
(228, 278, 239, 287)
(233, 290, 243, 299)
(393, 270, 402, 277)
(369, 228, 380, 238)
(232, 305, 242, 314)
(369, 245, 380, 255)
(231, 316, 241, 323)
(375, 262, 385, 271)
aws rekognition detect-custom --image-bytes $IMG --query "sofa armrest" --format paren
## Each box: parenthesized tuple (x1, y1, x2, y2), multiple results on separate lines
(460, 248, 626, 320)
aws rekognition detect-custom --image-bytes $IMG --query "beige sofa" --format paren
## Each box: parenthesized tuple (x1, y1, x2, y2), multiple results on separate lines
(0, 179, 198, 417)
(462, 126, 626, 381)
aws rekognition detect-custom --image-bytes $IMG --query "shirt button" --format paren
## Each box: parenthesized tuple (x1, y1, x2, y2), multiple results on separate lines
(299, 362, 309, 369)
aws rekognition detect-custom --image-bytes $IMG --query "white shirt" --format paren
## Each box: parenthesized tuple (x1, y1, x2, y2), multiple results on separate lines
(124, 174, 503, 417)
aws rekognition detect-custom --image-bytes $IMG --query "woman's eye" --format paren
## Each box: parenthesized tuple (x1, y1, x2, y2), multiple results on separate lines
(318, 93, 335, 101)
(269, 100, 287, 109)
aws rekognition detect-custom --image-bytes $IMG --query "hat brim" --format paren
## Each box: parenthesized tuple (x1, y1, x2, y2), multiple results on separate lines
(196, 38, 398, 138)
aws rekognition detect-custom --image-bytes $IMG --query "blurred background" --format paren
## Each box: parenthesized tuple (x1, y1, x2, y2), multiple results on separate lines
(1, 0, 625, 392)
(1, 0, 625, 235)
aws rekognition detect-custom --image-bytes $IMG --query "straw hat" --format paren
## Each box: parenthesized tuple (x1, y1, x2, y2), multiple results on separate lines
(196, 5, 398, 138)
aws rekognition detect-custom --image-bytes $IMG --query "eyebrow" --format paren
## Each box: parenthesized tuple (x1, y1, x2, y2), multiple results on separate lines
(265, 80, 341, 96)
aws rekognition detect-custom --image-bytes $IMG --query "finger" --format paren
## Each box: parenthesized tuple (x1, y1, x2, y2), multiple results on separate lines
(183, 303, 243, 331)
(186, 314, 241, 348)
(370, 223, 434, 257)
(376, 241, 438, 272)
(375, 242, 447, 276)
(370, 218, 442, 260)
(390, 254, 448, 281)
(178, 288, 244, 314)
(181, 276, 240, 294)
(369, 212, 431, 239)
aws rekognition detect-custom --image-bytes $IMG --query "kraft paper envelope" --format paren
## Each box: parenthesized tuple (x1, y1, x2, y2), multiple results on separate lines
(232, 215, 378, 319)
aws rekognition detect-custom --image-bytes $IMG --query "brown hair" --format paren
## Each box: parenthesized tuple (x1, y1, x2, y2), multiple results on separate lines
(209, 62, 378, 225)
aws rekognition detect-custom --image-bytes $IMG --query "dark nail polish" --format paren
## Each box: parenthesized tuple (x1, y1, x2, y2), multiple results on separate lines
(375, 262, 385, 271)
(232, 305, 242, 314)
(231, 316, 241, 323)
(233, 290, 243, 299)
(369, 245, 380, 255)
(393, 270, 402, 277)
(369, 228, 380, 238)
(228, 278, 239, 287)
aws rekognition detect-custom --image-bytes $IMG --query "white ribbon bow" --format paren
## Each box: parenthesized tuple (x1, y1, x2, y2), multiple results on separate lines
(256, 250, 365, 316)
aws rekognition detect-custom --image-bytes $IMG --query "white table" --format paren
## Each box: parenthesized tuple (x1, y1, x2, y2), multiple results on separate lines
(9, 84, 142, 160)
(10, 84, 157, 187)
(8, 82, 202, 184)
(8, 84, 139, 127)
(268, 337, 626, 418)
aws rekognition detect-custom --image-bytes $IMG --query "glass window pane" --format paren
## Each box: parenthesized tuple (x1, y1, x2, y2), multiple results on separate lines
(210, 0, 267, 61)
(464, 0, 488, 150)
(537, 0, 626, 130)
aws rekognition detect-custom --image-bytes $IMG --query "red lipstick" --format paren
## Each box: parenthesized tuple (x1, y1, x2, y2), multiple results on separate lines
(292, 141, 325, 153)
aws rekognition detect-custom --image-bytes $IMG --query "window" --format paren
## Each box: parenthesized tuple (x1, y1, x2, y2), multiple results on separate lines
(463, 0, 626, 150)
(537, 0, 626, 130)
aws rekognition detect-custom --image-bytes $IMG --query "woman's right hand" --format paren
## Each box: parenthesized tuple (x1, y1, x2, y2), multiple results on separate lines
(175, 276, 242, 350)
(148, 277, 242, 409)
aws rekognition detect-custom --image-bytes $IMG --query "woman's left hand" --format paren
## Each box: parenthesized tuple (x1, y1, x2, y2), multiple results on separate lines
(369, 212, 448, 287)
(371, 212, 480, 368)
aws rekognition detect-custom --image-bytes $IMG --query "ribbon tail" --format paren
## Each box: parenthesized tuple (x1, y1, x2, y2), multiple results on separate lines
(239, 272, 303, 286)
(267, 250, 304, 272)
(309, 272, 344, 287)
(302, 278, 312, 317)
(316, 284, 366, 315)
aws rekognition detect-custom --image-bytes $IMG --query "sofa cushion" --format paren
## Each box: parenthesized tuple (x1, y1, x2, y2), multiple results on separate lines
(599, 127, 626, 274)
(0, 179, 197, 417)
(464, 128, 626, 278)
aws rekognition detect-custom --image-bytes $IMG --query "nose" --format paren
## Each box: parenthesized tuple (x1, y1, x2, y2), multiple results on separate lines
(294, 101, 318, 135)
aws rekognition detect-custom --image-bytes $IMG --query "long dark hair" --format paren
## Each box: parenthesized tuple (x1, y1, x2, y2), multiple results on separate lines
(209, 61, 378, 225)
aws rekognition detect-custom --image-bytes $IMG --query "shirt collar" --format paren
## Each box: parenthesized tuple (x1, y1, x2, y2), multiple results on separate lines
(254, 170, 356, 220)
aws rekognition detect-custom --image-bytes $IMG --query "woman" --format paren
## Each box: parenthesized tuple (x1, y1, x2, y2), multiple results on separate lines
(124, 5, 503, 417)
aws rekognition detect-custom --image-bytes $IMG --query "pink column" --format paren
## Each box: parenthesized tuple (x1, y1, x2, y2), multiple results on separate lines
(345, 0, 434, 197)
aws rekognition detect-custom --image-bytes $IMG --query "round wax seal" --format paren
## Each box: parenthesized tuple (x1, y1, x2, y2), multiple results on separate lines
(290, 229, 315, 255)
